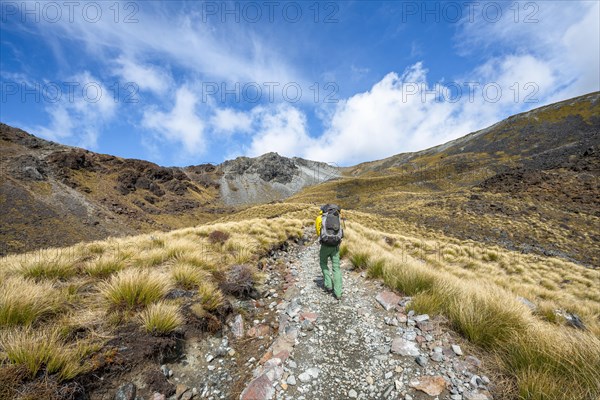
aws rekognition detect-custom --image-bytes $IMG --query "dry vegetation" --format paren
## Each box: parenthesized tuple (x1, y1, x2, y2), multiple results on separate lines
(340, 212, 600, 400)
(0, 213, 306, 397)
(1, 200, 598, 399)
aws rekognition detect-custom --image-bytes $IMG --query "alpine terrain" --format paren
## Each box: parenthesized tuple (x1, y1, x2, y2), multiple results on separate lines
(0, 92, 599, 400)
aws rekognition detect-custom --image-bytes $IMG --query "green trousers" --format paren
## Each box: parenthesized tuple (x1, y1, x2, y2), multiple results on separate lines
(319, 244, 342, 298)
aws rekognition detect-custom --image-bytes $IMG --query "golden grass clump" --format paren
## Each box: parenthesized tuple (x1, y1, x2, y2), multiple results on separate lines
(18, 258, 78, 281)
(198, 282, 224, 311)
(0, 277, 61, 327)
(84, 254, 127, 278)
(171, 261, 211, 289)
(100, 269, 172, 310)
(139, 302, 183, 335)
(498, 324, 600, 400)
(1, 327, 88, 381)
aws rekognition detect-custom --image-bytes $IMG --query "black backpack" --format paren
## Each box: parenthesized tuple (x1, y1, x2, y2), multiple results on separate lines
(320, 204, 343, 246)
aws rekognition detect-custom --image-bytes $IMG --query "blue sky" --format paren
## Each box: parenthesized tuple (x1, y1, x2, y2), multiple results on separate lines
(1, 1, 598, 166)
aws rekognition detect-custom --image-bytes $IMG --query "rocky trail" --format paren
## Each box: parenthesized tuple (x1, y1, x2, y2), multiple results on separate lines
(239, 237, 495, 400)
(117, 231, 495, 400)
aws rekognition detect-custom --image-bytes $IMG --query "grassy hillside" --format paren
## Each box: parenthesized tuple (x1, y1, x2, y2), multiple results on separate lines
(290, 92, 600, 267)
(1, 202, 599, 399)
(0, 206, 308, 399)
(339, 211, 600, 399)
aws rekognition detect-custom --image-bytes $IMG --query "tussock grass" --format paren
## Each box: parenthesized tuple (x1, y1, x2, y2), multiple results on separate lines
(498, 325, 600, 399)
(0, 210, 306, 389)
(100, 269, 171, 310)
(339, 244, 349, 258)
(19, 259, 78, 281)
(84, 254, 127, 278)
(384, 260, 436, 295)
(343, 220, 600, 399)
(171, 261, 210, 289)
(198, 282, 224, 311)
(1, 328, 88, 380)
(139, 302, 183, 335)
(132, 248, 168, 268)
(447, 287, 529, 348)
(349, 252, 370, 270)
(0, 277, 61, 327)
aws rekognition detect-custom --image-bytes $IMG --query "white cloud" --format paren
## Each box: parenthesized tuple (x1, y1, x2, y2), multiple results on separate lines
(31, 3, 300, 87)
(142, 86, 206, 154)
(245, 104, 315, 158)
(26, 71, 116, 149)
(210, 108, 253, 135)
(301, 64, 496, 165)
(456, 1, 599, 103)
(113, 56, 171, 95)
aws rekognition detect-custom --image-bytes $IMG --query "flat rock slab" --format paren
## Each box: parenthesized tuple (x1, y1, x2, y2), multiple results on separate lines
(464, 390, 492, 400)
(299, 312, 318, 323)
(240, 374, 274, 400)
(376, 291, 401, 311)
(409, 375, 447, 396)
(247, 324, 270, 337)
(390, 337, 420, 357)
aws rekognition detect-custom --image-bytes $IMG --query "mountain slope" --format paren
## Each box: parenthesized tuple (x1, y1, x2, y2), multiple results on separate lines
(0, 125, 339, 255)
(290, 92, 600, 266)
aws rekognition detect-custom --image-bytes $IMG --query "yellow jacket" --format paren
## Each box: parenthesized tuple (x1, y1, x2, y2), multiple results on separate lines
(315, 210, 323, 237)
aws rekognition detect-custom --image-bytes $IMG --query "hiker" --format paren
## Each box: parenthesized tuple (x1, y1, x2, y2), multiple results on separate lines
(315, 204, 344, 300)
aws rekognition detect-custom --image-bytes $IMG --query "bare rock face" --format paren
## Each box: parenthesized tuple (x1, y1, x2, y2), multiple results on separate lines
(219, 152, 340, 205)
(223, 152, 298, 184)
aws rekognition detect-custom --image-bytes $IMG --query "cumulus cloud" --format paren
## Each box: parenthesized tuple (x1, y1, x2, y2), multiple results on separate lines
(301, 63, 498, 165)
(142, 86, 206, 154)
(113, 56, 172, 95)
(210, 108, 253, 135)
(456, 1, 599, 102)
(25, 71, 116, 149)
(244, 104, 315, 158)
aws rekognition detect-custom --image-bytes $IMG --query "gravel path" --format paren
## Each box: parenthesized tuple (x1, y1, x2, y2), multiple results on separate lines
(241, 237, 495, 400)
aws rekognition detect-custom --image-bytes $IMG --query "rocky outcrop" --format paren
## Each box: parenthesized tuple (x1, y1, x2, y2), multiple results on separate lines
(219, 152, 340, 205)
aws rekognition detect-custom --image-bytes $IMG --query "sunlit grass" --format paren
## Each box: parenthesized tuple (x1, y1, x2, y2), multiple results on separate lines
(139, 302, 183, 335)
(100, 269, 171, 310)
(0, 277, 62, 327)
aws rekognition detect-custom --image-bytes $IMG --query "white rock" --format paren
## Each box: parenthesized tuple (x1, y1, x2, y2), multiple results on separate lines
(414, 314, 430, 322)
(298, 372, 312, 383)
(306, 367, 320, 378)
(348, 389, 358, 398)
(452, 345, 463, 356)
(287, 375, 297, 386)
(366, 376, 374, 385)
